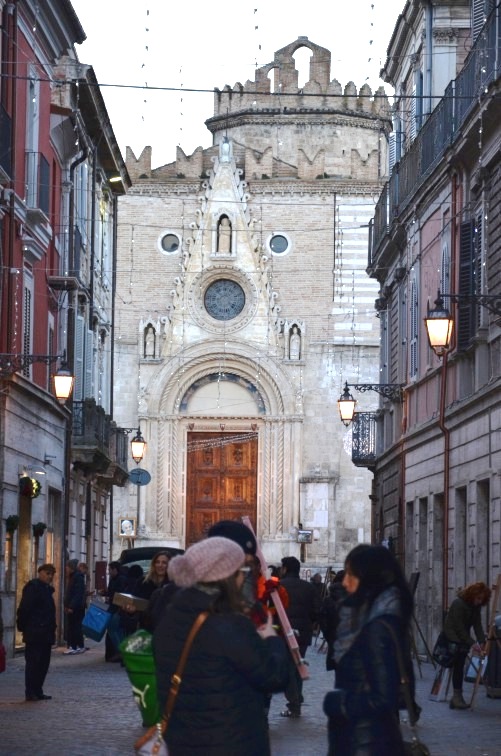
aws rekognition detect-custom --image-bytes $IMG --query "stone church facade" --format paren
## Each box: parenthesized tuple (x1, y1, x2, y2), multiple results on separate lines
(112, 38, 392, 566)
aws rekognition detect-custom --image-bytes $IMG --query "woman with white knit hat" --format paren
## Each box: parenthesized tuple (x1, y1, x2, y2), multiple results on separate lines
(153, 536, 289, 755)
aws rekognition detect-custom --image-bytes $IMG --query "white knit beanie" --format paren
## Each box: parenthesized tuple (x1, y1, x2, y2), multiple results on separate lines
(168, 537, 245, 588)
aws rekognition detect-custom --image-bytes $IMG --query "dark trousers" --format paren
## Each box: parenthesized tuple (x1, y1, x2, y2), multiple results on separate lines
(284, 643, 308, 713)
(25, 641, 52, 697)
(67, 606, 85, 649)
(452, 650, 469, 689)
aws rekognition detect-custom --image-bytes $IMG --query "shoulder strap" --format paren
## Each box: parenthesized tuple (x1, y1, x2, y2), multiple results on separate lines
(378, 618, 418, 726)
(162, 610, 210, 726)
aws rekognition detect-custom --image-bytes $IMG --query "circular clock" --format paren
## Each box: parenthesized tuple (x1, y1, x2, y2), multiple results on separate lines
(204, 279, 245, 321)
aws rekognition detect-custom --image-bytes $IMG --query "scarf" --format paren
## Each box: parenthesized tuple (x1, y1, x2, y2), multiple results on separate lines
(333, 585, 402, 664)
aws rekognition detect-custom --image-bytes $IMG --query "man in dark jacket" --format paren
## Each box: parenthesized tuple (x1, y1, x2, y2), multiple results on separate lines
(279, 556, 321, 717)
(64, 559, 86, 654)
(16, 563, 57, 701)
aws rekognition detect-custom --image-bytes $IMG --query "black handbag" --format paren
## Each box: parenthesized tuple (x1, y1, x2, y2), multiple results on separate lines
(432, 631, 459, 668)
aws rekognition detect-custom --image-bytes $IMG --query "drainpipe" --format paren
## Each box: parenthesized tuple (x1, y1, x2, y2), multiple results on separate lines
(109, 193, 118, 561)
(88, 147, 97, 331)
(4, 1, 17, 350)
(424, 1, 433, 118)
(439, 351, 450, 616)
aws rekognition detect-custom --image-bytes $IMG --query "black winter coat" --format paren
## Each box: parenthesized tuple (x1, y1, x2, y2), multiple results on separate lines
(16, 579, 56, 645)
(64, 571, 86, 611)
(325, 615, 406, 756)
(279, 574, 321, 649)
(153, 587, 289, 756)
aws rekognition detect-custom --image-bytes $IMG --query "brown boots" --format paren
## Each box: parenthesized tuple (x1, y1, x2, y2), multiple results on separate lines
(449, 689, 469, 709)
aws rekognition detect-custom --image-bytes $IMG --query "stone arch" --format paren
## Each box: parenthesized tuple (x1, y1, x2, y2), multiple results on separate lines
(150, 340, 292, 417)
(142, 342, 301, 546)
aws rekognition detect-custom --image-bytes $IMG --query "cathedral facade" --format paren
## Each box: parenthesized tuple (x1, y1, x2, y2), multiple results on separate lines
(112, 38, 392, 566)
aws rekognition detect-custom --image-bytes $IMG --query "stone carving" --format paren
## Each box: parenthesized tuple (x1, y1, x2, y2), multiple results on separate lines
(289, 325, 301, 360)
(144, 325, 156, 359)
(217, 216, 232, 254)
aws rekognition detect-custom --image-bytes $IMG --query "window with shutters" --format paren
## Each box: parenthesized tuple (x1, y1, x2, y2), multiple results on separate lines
(415, 69, 423, 133)
(458, 211, 485, 349)
(380, 309, 389, 384)
(410, 85, 417, 143)
(22, 284, 33, 377)
(409, 276, 418, 379)
(75, 314, 85, 401)
(472, 0, 495, 41)
(440, 241, 451, 296)
(399, 284, 407, 382)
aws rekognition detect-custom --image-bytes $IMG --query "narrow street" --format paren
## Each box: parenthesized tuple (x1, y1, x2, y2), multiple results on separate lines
(0, 636, 500, 755)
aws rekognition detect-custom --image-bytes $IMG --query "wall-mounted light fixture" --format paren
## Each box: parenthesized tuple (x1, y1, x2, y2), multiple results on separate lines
(118, 427, 146, 464)
(0, 351, 75, 404)
(337, 381, 404, 426)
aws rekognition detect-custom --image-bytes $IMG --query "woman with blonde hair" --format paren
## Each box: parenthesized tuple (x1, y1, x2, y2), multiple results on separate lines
(444, 581, 491, 709)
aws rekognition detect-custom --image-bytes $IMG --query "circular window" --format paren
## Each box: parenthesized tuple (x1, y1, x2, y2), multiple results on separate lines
(204, 279, 245, 321)
(160, 233, 180, 254)
(268, 233, 290, 255)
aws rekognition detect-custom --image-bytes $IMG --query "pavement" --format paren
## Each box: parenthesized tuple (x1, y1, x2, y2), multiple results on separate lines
(0, 635, 500, 755)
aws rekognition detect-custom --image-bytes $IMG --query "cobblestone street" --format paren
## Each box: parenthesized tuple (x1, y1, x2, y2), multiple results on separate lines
(0, 636, 500, 755)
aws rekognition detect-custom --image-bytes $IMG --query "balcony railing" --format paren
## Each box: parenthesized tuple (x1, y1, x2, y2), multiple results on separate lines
(351, 412, 377, 468)
(71, 400, 129, 484)
(369, 5, 501, 265)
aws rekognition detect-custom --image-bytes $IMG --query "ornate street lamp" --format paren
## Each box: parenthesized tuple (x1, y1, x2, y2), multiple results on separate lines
(338, 382, 357, 426)
(338, 381, 404, 427)
(424, 293, 453, 357)
(53, 362, 75, 404)
(130, 428, 146, 464)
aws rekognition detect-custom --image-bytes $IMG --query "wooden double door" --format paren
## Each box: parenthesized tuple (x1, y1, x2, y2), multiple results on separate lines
(186, 432, 257, 546)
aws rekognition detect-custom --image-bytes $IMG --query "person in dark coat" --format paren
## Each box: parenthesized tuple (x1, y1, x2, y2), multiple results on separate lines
(443, 581, 490, 709)
(103, 561, 128, 661)
(279, 555, 321, 717)
(323, 545, 415, 756)
(153, 537, 289, 756)
(319, 569, 346, 671)
(63, 559, 87, 654)
(16, 563, 57, 701)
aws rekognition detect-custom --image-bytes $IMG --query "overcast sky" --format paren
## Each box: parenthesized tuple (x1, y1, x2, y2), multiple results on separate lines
(70, 0, 405, 168)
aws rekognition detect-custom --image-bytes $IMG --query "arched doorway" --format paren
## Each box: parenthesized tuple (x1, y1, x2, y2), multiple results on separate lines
(186, 431, 258, 545)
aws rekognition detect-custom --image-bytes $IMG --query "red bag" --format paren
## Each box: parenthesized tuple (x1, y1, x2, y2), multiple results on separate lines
(0, 643, 6, 673)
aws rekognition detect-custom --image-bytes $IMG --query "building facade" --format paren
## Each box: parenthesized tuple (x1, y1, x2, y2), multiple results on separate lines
(368, 0, 501, 647)
(0, 0, 129, 655)
(113, 38, 392, 566)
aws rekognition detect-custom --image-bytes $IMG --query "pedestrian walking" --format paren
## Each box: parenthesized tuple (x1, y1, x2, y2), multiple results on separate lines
(64, 559, 86, 654)
(153, 537, 289, 756)
(102, 560, 128, 661)
(319, 569, 346, 671)
(323, 544, 415, 755)
(279, 555, 321, 717)
(16, 563, 57, 701)
(443, 581, 491, 710)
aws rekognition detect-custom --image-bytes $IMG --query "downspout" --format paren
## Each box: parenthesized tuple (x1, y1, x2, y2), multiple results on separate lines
(439, 352, 450, 615)
(63, 148, 87, 557)
(89, 147, 97, 331)
(5, 1, 17, 350)
(424, 1, 433, 118)
(109, 193, 118, 561)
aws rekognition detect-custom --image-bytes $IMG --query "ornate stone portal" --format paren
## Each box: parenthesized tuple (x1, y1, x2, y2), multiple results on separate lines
(115, 37, 388, 564)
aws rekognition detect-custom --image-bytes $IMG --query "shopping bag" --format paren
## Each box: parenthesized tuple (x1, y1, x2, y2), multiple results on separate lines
(120, 630, 160, 726)
(465, 655, 488, 683)
(82, 601, 112, 642)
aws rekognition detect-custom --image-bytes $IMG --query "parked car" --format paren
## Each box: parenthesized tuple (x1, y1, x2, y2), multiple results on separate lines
(118, 546, 184, 574)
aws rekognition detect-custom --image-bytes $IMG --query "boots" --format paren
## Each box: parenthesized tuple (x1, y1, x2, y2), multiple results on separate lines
(450, 689, 469, 709)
